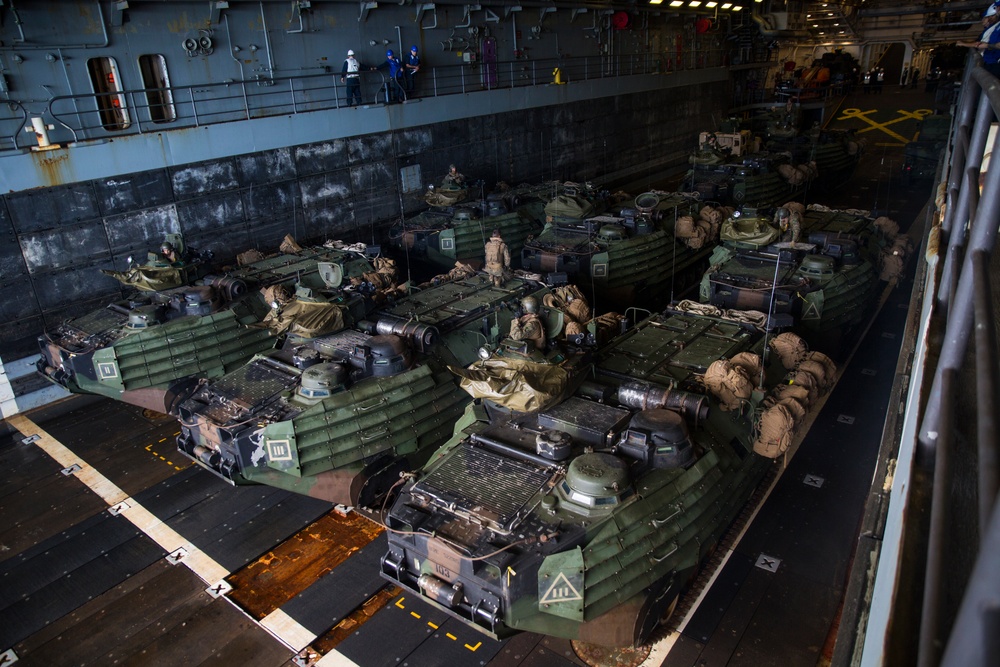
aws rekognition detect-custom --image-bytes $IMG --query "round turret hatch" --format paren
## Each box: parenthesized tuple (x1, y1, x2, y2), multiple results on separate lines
(565, 452, 629, 497)
(598, 224, 627, 242)
(800, 254, 836, 275)
(629, 408, 688, 442)
(300, 362, 347, 395)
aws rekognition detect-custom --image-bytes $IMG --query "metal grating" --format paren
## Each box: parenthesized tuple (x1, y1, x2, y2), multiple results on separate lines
(416, 444, 550, 530)
(207, 358, 298, 406)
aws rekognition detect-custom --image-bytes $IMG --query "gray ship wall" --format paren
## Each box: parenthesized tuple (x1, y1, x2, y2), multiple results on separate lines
(0, 0, 736, 361)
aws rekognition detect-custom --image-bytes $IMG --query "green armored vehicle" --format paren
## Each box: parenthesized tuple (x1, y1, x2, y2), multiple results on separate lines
(382, 304, 834, 647)
(521, 189, 717, 306)
(389, 183, 549, 270)
(698, 205, 896, 350)
(36, 243, 376, 412)
(174, 273, 561, 506)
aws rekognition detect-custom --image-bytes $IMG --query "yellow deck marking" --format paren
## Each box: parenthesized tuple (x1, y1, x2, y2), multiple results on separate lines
(158, 437, 167, 443)
(427, 621, 438, 629)
(465, 641, 482, 651)
(837, 108, 931, 144)
(8, 413, 357, 664)
(395, 597, 406, 608)
(446, 633, 457, 640)
(410, 611, 421, 619)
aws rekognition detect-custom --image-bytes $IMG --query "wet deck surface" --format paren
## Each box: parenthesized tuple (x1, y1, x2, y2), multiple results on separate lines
(0, 84, 936, 667)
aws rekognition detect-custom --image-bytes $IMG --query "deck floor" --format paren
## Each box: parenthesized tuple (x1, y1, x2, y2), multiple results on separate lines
(0, 84, 935, 667)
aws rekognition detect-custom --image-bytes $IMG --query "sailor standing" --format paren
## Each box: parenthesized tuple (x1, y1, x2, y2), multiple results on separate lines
(341, 49, 364, 107)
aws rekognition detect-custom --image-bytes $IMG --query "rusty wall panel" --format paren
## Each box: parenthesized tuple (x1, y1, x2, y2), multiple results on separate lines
(94, 170, 173, 216)
(242, 182, 297, 220)
(237, 148, 295, 187)
(175, 191, 245, 235)
(18, 222, 111, 273)
(5, 183, 100, 233)
(170, 159, 239, 200)
(293, 140, 349, 177)
(103, 206, 180, 254)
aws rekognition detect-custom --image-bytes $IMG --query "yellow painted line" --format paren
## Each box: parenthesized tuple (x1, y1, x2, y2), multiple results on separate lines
(6, 415, 227, 583)
(427, 621, 439, 629)
(395, 597, 406, 608)
(836, 107, 931, 144)
(7, 413, 363, 664)
(446, 633, 457, 641)
(260, 609, 317, 651)
(410, 611, 421, 619)
(465, 641, 482, 651)
(158, 437, 167, 443)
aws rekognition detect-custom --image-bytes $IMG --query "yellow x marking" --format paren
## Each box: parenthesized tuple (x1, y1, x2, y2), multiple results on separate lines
(837, 108, 933, 144)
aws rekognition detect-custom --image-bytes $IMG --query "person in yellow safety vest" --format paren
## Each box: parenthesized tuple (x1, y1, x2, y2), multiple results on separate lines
(484, 228, 510, 287)
(509, 296, 546, 350)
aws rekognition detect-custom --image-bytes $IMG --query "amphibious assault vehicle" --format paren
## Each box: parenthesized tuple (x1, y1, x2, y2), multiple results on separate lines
(698, 206, 896, 350)
(389, 183, 548, 270)
(174, 273, 560, 506)
(521, 189, 715, 307)
(382, 304, 834, 647)
(36, 244, 375, 412)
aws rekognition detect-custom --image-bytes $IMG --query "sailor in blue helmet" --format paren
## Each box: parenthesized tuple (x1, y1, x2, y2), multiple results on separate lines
(404, 45, 421, 97)
(958, 2, 1000, 78)
(376, 49, 405, 102)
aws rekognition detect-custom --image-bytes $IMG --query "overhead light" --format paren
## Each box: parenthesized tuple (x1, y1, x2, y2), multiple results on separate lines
(670, 0, 683, 6)
(706, 1, 718, 6)
(689, 0, 701, 6)
(732, 4, 742, 9)
(721, 2, 732, 7)
(649, 0, 664, 4)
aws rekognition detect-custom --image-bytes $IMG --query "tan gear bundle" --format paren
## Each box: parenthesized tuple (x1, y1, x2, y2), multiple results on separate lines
(873, 216, 900, 240)
(769, 332, 808, 369)
(730, 351, 763, 382)
(753, 403, 797, 458)
(783, 201, 806, 218)
(237, 249, 267, 266)
(704, 359, 753, 411)
(279, 234, 303, 254)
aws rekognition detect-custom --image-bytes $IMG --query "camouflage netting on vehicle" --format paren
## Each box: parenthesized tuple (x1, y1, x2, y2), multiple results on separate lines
(719, 215, 780, 247)
(100, 265, 186, 292)
(704, 359, 753, 411)
(769, 332, 809, 369)
(450, 357, 570, 412)
(262, 299, 346, 337)
(425, 186, 467, 207)
(674, 300, 769, 328)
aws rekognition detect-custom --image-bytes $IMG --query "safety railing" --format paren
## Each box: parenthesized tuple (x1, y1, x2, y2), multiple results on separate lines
(907, 55, 1000, 667)
(26, 50, 725, 147)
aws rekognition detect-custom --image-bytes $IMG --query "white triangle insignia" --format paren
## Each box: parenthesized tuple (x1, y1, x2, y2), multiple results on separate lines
(540, 571, 583, 603)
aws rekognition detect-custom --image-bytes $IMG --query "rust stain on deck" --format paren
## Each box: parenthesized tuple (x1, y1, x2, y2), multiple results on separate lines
(311, 585, 402, 654)
(226, 510, 385, 619)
